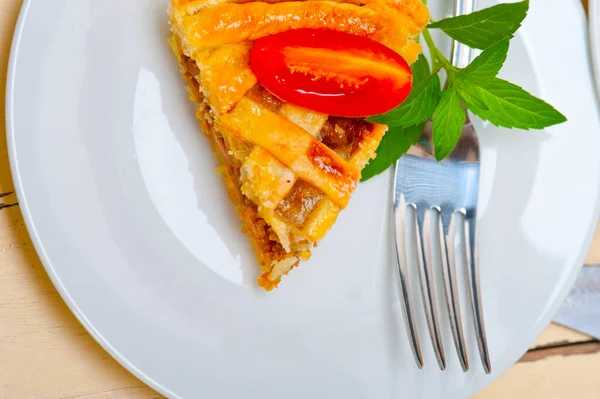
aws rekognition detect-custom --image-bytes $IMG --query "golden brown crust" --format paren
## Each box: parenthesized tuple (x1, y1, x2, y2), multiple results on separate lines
(175, 1, 426, 59)
(195, 44, 257, 113)
(217, 97, 360, 208)
(171, 34, 312, 290)
(169, 0, 426, 290)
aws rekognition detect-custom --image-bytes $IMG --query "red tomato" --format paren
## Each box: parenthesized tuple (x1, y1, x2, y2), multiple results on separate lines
(249, 29, 413, 118)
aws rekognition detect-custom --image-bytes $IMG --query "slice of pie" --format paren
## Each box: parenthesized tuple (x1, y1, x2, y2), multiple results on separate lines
(168, 0, 429, 290)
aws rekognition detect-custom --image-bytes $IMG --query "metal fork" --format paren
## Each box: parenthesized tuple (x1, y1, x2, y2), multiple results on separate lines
(392, 0, 491, 373)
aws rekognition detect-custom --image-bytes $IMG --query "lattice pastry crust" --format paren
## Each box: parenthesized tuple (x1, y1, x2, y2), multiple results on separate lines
(168, 0, 429, 289)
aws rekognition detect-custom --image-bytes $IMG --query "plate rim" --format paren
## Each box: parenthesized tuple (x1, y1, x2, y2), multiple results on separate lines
(5, 0, 600, 398)
(4, 2, 180, 398)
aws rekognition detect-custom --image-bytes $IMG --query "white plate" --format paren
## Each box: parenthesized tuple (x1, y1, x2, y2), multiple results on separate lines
(6, 0, 600, 398)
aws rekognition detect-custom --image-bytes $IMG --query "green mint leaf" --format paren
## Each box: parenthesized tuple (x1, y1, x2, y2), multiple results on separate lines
(432, 89, 466, 161)
(361, 124, 425, 181)
(368, 55, 438, 127)
(455, 82, 489, 111)
(457, 39, 509, 83)
(411, 54, 431, 83)
(368, 73, 441, 127)
(428, 0, 529, 49)
(456, 77, 567, 129)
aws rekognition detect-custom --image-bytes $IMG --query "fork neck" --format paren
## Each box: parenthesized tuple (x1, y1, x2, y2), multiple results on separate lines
(450, 0, 477, 69)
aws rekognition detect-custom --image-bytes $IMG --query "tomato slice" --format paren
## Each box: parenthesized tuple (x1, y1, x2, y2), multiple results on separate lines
(249, 29, 413, 118)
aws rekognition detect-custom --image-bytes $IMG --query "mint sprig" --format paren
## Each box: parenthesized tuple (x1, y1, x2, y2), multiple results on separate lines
(432, 89, 465, 161)
(456, 38, 509, 83)
(362, 0, 567, 181)
(428, 0, 529, 50)
(456, 77, 567, 129)
(368, 57, 441, 128)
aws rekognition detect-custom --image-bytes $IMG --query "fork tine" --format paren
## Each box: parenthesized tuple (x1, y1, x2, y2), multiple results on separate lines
(441, 210, 469, 371)
(413, 204, 446, 370)
(394, 202, 423, 368)
(463, 211, 491, 374)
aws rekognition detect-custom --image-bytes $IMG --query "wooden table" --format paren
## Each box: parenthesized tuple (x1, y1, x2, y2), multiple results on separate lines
(1, 1, 598, 398)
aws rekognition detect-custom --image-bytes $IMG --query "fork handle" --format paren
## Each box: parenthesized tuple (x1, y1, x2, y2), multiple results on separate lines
(450, 0, 492, 375)
(450, 0, 477, 68)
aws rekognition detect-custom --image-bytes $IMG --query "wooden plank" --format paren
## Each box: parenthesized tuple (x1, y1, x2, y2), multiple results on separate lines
(477, 347, 600, 399)
(586, 224, 600, 264)
(0, 1, 164, 398)
(0, 0, 20, 197)
(532, 324, 592, 349)
(522, 341, 600, 363)
(0, 204, 165, 398)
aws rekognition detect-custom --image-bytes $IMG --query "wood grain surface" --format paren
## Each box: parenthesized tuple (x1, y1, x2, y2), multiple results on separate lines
(1, 0, 599, 398)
